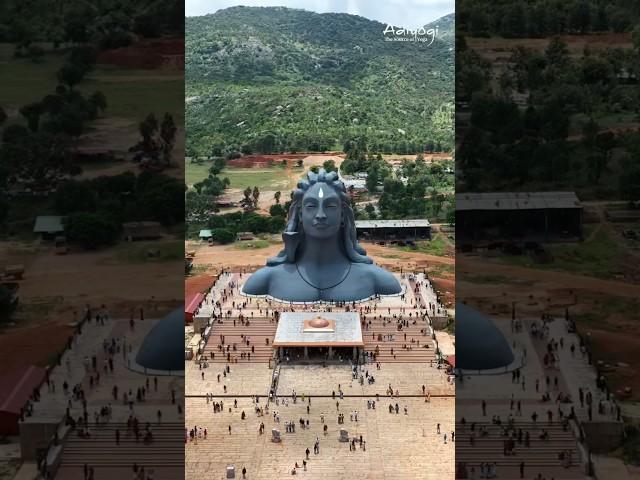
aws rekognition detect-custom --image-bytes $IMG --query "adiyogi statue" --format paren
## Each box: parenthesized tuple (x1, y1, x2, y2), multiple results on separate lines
(242, 169, 402, 302)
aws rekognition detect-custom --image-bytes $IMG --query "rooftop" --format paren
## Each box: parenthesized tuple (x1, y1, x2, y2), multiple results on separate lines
(456, 192, 581, 211)
(273, 312, 363, 347)
(33, 216, 65, 234)
(0, 365, 46, 415)
(355, 219, 431, 229)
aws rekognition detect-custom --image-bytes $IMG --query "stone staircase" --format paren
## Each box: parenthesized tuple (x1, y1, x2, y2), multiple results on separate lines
(203, 317, 277, 363)
(455, 421, 585, 479)
(58, 422, 184, 469)
(362, 321, 437, 363)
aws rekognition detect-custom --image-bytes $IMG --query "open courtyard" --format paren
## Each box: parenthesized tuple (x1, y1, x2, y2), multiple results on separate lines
(185, 270, 455, 479)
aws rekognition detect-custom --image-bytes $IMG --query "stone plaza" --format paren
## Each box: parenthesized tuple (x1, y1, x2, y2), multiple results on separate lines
(455, 297, 623, 480)
(185, 271, 455, 479)
(18, 306, 185, 480)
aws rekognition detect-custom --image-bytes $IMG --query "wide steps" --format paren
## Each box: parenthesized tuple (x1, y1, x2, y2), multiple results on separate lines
(59, 424, 184, 468)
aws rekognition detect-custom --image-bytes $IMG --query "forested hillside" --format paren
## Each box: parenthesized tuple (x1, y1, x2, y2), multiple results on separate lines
(186, 7, 454, 156)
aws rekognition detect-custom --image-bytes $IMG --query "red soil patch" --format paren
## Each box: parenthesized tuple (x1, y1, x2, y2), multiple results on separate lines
(0, 322, 74, 373)
(97, 37, 184, 70)
(185, 274, 217, 299)
(561, 32, 632, 46)
(586, 328, 640, 401)
(227, 153, 344, 168)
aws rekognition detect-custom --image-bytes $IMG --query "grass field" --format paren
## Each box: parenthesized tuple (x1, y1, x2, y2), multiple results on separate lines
(112, 241, 184, 264)
(231, 239, 272, 250)
(397, 234, 452, 257)
(569, 111, 639, 136)
(0, 44, 183, 122)
(186, 162, 305, 190)
(501, 227, 623, 278)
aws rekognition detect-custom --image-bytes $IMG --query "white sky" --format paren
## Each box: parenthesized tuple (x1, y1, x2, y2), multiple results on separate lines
(185, 0, 454, 29)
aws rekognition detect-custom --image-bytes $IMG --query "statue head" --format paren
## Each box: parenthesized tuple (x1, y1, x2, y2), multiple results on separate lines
(267, 168, 372, 266)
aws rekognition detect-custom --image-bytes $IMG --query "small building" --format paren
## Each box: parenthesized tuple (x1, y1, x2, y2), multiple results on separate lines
(273, 312, 364, 362)
(215, 196, 237, 208)
(236, 231, 255, 241)
(199, 229, 213, 241)
(341, 178, 367, 190)
(33, 216, 65, 241)
(355, 219, 431, 241)
(0, 365, 46, 435)
(72, 147, 115, 163)
(185, 293, 205, 323)
(122, 221, 163, 241)
(456, 191, 583, 246)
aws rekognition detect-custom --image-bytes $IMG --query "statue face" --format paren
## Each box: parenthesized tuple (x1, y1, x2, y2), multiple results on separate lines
(301, 183, 342, 239)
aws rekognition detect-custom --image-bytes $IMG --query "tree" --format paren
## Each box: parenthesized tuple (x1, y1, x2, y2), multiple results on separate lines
(54, 182, 96, 214)
(545, 37, 569, 67)
(322, 159, 337, 172)
(160, 113, 177, 165)
(364, 203, 375, 218)
(0, 197, 8, 225)
(19, 102, 43, 132)
(212, 228, 235, 244)
(141, 181, 184, 225)
(633, 25, 640, 54)
(0, 285, 17, 318)
(257, 133, 276, 154)
(209, 157, 226, 176)
(0, 130, 74, 190)
(240, 186, 254, 212)
(252, 186, 260, 209)
(365, 168, 379, 192)
(269, 204, 286, 217)
(310, 165, 320, 173)
(131, 113, 161, 165)
(274, 191, 281, 204)
(186, 191, 217, 218)
(569, 0, 591, 34)
(56, 63, 86, 89)
(89, 91, 107, 114)
(70, 46, 98, 71)
(65, 213, 120, 249)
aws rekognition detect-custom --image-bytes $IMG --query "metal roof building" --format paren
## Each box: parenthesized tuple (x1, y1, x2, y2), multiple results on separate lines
(456, 191, 583, 245)
(355, 219, 431, 241)
(456, 192, 581, 211)
(33, 216, 65, 238)
(0, 365, 46, 435)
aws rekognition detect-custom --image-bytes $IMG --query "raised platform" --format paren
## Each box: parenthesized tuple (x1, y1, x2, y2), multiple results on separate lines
(273, 312, 363, 348)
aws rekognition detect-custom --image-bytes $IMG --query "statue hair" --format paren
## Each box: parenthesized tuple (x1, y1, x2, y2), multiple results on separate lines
(267, 168, 372, 266)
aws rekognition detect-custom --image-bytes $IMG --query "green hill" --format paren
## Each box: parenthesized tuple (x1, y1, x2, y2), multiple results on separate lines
(185, 7, 454, 156)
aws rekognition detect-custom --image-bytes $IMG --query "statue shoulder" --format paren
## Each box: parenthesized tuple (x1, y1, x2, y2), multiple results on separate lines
(350, 263, 401, 295)
(242, 267, 274, 295)
(371, 264, 402, 295)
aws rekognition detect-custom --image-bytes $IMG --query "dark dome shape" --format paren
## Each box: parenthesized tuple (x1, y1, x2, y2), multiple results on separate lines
(456, 302, 514, 371)
(135, 308, 184, 372)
